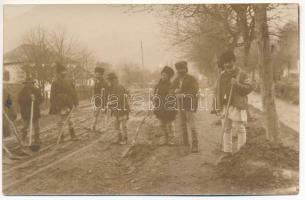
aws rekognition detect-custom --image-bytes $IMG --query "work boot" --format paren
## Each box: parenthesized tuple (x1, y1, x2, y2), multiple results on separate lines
(115, 133, 122, 144)
(34, 134, 41, 144)
(119, 135, 128, 145)
(191, 140, 199, 153)
(70, 128, 79, 141)
(21, 129, 27, 141)
(91, 125, 96, 131)
(58, 133, 64, 143)
(182, 130, 189, 146)
(100, 126, 107, 133)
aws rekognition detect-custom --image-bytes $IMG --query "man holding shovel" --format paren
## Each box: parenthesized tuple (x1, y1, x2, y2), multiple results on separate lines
(49, 62, 79, 142)
(215, 50, 254, 156)
(18, 77, 43, 145)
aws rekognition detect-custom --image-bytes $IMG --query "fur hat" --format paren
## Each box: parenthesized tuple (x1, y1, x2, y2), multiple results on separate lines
(55, 62, 67, 74)
(175, 61, 188, 72)
(219, 50, 236, 65)
(95, 66, 105, 74)
(107, 72, 118, 80)
(161, 66, 175, 78)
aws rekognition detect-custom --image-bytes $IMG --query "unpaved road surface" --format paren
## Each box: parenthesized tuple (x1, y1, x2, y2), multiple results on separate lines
(248, 92, 299, 132)
(3, 89, 298, 195)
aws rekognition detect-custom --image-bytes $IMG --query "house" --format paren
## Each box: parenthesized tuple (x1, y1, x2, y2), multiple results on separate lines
(3, 44, 30, 84)
(3, 61, 26, 84)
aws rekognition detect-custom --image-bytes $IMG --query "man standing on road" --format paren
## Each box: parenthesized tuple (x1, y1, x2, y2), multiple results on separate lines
(107, 72, 130, 145)
(18, 78, 44, 144)
(91, 65, 109, 132)
(215, 50, 254, 155)
(153, 66, 177, 145)
(49, 62, 79, 142)
(172, 61, 199, 153)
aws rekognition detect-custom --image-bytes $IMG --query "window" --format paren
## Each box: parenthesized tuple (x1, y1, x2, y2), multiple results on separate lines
(4, 70, 10, 81)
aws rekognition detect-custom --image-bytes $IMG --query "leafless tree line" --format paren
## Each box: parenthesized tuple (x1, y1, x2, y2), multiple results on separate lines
(13, 25, 95, 94)
(127, 4, 299, 145)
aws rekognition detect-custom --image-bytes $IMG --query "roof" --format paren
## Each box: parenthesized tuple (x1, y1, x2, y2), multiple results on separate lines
(3, 44, 56, 64)
(4, 44, 30, 64)
(4, 44, 81, 68)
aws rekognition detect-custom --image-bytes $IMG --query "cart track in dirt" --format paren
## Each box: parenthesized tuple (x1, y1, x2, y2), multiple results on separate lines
(3, 91, 150, 194)
(3, 89, 298, 195)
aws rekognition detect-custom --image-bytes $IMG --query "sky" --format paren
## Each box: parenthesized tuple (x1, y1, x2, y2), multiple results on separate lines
(3, 4, 299, 71)
(4, 4, 179, 70)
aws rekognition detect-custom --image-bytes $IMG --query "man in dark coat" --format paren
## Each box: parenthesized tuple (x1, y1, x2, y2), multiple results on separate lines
(18, 78, 43, 144)
(107, 73, 130, 145)
(172, 61, 199, 152)
(215, 50, 253, 154)
(91, 66, 109, 132)
(153, 66, 176, 145)
(49, 62, 79, 142)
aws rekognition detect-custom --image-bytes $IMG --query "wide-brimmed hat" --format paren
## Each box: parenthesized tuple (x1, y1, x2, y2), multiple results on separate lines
(95, 66, 105, 74)
(55, 62, 67, 74)
(219, 50, 236, 65)
(107, 72, 118, 80)
(161, 66, 175, 78)
(175, 61, 188, 72)
(23, 77, 35, 84)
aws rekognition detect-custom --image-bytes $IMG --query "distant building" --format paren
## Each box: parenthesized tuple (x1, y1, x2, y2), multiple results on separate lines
(3, 44, 31, 84)
(3, 61, 26, 84)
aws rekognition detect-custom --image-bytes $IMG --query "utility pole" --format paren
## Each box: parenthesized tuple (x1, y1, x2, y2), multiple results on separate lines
(141, 40, 145, 70)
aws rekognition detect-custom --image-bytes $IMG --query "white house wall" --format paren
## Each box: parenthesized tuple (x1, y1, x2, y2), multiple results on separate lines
(3, 63, 26, 84)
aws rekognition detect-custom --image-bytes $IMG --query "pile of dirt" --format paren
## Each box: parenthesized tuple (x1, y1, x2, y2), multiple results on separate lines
(216, 122, 299, 189)
(125, 144, 155, 163)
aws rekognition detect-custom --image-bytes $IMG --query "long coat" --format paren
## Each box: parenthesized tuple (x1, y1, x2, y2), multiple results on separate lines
(49, 78, 78, 115)
(215, 67, 253, 111)
(171, 74, 199, 112)
(153, 79, 177, 122)
(18, 86, 43, 121)
(108, 84, 130, 119)
(93, 77, 109, 109)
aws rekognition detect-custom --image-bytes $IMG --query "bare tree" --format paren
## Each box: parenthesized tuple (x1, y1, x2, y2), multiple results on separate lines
(49, 25, 79, 64)
(73, 47, 96, 87)
(21, 25, 55, 93)
(254, 4, 280, 144)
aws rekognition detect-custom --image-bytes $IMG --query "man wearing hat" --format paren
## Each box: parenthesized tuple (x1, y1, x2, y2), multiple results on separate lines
(49, 62, 79, 142)
(91, 65, 109, 132)
(172, 61, 199, 153)
(18, 77, 44, 144)
(107, 72, 130, 145)
(153, 66, 177, 145)
(214, 50, 253, 155)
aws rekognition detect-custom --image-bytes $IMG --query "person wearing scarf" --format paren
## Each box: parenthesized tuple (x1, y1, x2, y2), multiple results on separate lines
(153, 66, 177, 145)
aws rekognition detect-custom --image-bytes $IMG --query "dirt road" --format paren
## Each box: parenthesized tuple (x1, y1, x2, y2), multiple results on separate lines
(248, 92, 299, 132)
(3, 90, 298, 195)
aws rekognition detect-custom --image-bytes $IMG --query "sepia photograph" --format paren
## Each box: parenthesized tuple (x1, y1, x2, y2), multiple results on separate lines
(2, 2, 300, 196)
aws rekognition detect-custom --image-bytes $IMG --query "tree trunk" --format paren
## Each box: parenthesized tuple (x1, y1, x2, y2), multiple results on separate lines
(254, 4, 280, 144)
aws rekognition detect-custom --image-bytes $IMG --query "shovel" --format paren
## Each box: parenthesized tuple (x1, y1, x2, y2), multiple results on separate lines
(28, 98, 40, 152)
(3, 111, 24, 148)
(117, 89, 158, 164)
(56, 107, 75, 145)
(3, 111, 31, 156)
(220, 83, 234, 150)
(118, 110, 152, 163)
